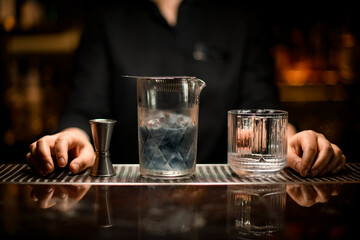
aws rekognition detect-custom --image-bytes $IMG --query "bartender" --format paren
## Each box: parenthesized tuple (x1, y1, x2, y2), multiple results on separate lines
(26, 0, 345, 177)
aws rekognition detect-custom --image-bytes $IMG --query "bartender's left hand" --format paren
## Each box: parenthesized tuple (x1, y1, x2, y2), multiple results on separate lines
(287, 129, 346, 177)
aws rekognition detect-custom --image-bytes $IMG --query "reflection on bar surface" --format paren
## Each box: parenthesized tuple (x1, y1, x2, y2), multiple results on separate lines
(0, 180, 358, 239)
(227, 184, 286, 239)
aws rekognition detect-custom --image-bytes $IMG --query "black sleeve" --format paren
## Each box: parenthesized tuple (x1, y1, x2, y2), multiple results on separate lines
(239, 10, 281, 110)
(57, 14, 111, 137)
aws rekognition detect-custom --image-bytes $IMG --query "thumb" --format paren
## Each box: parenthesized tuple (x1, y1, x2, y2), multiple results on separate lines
(287, 149, 303, 175)
(69, 144, 95, 174)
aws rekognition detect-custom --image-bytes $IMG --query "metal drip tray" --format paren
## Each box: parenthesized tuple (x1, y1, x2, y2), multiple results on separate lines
(1, 164, 360, 185)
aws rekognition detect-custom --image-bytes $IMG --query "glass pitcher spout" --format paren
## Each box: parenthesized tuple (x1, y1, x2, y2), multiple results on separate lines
(194, 78, 206, 94)
(196, 78, 206, 90)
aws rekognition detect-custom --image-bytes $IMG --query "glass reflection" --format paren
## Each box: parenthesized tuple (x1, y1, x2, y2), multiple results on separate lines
(226, 184, 286, 239)
(138, 186, 201, 239)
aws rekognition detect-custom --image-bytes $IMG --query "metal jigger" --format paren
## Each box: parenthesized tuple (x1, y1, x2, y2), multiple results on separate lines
(89, 119, 117, 177)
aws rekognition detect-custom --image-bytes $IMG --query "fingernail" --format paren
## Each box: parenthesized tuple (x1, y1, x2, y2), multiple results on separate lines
(303, 168, 310, 177)
(295, 162, 301, 171)
(72, 163, 80, 173)
(58, 157, 65, 166)
(45, 163, 53, 173)
(332, 165, 343, 174)
(310, 169, 318, 177)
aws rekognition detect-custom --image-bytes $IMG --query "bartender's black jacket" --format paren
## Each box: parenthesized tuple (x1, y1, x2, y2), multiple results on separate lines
(57, 0, 281, 164)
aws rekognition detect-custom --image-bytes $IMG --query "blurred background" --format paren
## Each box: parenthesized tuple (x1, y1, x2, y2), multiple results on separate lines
(1, 1, 359, 163)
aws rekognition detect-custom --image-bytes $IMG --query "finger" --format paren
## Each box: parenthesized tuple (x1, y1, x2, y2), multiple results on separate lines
(27, 143, 45, 175)
(300, 185, 317, 203)
(30, 186, 39, 201)
(332, 154, 346, 174)
(54, 186, 69, 200)
(69, 185, 91, 201)
(66, 185, 86, 198)
(300, 141, 318, 176)
(330, 184, 342, 196)
(313, 184, 332, 203)
(36, 138, 55, 174)
(30, 185, 55, 201)
(313, 183, 342, 199)
(286, 150, 303, 173)
(286, 185, 303, 204)
(287, 135, 304, 173)
(54, 136, 71, 168)
(26, 152, 42, 176)
(37, 187, 56, 209)
(55, 186, 73, 211)
(287, 185, 316, 207)
(286, 184, 302, 199)
(318, 144, 342, 176)
(309, 137, 333, 177)
(291, 132, 318, 176)
(69, 145, 95, 174)
(54, 131, 91, 168)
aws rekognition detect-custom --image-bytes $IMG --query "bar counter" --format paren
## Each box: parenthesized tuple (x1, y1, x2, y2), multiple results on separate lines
(1, 163, 360, 239)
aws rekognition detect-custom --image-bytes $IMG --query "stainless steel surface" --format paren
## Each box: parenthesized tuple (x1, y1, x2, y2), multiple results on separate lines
(1, 164, 359, 185)
(89, 119, 117, 177)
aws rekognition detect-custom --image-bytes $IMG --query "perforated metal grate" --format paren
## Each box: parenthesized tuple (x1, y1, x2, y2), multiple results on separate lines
(1, 164, 359, 185)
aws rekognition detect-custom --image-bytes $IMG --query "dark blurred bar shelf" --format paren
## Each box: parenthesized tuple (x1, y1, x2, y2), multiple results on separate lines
(5, 28, 81, 54)
(278, 83, 351, 102)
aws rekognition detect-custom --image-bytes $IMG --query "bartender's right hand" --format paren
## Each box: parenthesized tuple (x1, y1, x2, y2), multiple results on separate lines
(26, 128, 95, 175)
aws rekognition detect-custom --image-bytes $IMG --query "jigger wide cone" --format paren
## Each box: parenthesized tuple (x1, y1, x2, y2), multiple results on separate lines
(89, 119, 117, 177)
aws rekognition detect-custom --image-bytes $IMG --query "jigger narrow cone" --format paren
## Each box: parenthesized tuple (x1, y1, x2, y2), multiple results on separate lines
(90, 119, 117, 177)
